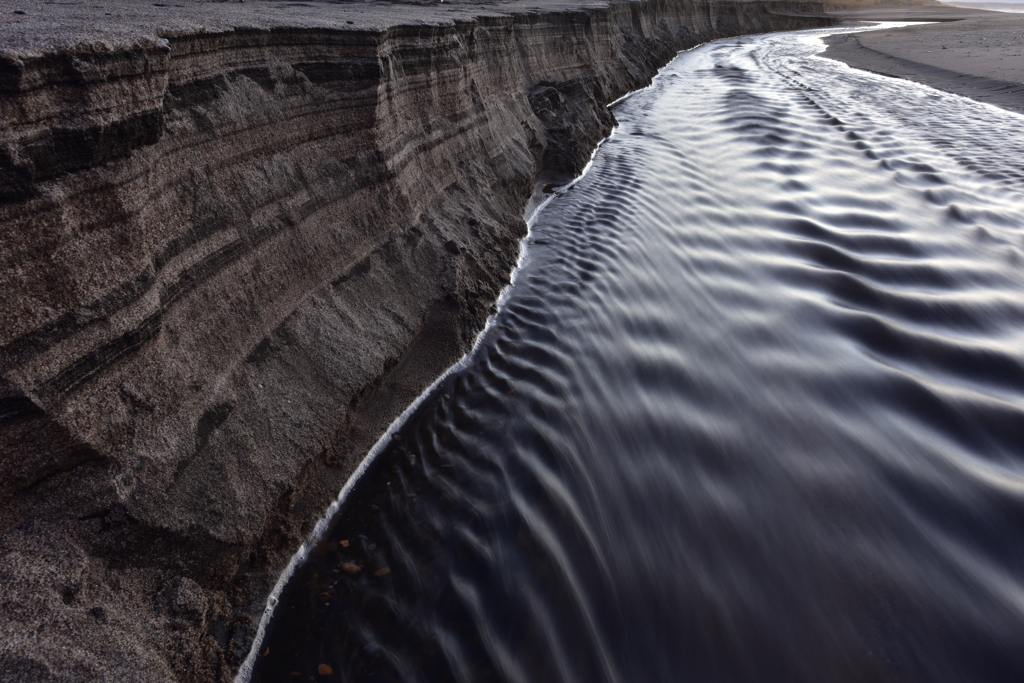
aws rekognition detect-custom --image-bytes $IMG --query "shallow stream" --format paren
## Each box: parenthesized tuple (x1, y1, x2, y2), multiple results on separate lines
(247, 24, 1024, 683)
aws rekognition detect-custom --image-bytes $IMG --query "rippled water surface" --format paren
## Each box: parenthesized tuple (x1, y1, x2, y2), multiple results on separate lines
(249, 25, 1024, 683)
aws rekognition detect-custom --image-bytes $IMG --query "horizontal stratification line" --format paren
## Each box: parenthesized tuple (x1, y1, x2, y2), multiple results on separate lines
(0, 159, 389, 397)
(37, 310, 164, 403)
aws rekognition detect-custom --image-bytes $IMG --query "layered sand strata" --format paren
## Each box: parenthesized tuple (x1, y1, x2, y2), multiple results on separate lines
(0, 1, 835, 680)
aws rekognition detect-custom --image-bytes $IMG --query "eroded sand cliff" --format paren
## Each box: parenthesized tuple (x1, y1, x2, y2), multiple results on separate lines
(1, 1, 831, 679)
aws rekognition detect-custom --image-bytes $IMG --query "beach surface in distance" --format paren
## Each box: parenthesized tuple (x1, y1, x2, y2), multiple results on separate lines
(824, 5, 1024, 113)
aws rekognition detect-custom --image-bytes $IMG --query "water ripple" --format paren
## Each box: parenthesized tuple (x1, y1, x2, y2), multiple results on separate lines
(249, 23, 1024, 683)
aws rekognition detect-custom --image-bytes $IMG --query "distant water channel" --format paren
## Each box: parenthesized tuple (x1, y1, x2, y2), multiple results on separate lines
(247, 24, 1024, 683)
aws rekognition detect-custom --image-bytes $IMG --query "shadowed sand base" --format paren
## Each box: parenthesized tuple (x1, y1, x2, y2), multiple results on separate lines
(824, 5, 1024, 113)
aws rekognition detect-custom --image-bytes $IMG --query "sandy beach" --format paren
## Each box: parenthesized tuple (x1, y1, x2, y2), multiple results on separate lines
(824, 5, 1024, 113)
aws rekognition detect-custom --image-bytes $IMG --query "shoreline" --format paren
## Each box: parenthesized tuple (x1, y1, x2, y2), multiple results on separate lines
(823, 5, 1024, 113)
(236, 116, 608, 682)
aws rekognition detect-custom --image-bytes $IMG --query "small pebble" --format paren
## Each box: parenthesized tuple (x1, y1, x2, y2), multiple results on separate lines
(318, 663, 333, 675)
(341, 562, 362, 574)
(371, 504, 379, 510)
(339, 539, 349, 547)
(375, 567, 391, 577)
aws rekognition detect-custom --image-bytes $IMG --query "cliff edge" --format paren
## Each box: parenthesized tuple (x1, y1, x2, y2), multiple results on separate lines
(1, 1, 831, 680)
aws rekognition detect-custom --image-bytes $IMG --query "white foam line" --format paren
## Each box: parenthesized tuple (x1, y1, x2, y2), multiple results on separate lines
(235, 41, 706, 682)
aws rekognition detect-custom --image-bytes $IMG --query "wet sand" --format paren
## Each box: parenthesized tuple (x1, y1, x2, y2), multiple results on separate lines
(824, 6, 1024, 113)
(945, 2, 1024, 11)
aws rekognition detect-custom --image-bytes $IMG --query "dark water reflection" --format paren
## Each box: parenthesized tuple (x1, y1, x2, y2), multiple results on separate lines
(248, 26, 1024, 683)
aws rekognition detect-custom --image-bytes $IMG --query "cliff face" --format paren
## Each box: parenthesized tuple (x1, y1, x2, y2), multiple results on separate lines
(0, 1, 831, 680)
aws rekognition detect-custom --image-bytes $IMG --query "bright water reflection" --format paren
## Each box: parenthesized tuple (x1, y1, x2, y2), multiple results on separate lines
(251, 25, 1024, 683)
